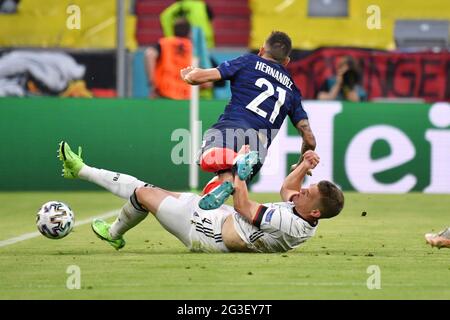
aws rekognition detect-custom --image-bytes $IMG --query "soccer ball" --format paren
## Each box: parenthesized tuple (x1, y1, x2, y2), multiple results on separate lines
(36, 201, 75, 239)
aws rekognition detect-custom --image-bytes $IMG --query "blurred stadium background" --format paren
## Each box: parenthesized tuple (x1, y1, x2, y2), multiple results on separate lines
(0, 0, 450, 300)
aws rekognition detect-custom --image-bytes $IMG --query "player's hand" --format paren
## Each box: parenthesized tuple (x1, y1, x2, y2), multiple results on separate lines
(180, 66, 196, 84)
(302, 150, 320, 170)
(291, 150, 319, 174)
(290, 162, 312, 176)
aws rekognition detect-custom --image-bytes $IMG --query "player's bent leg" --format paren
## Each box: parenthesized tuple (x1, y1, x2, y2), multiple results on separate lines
(202, 176, 222, 195)
(153, 192, 200, 247)
(198, 152, 260, 210)
(91, 185, 184, 250)
(201, 171, 234, 195)
(92, 189, 149, 250)
(199, 147, 237, 173)
(199, 181, 234, 210)
(198, 147, 237, 210)
(92, 219, 126, 250)
(234, 151, 260, 181)
(134, 185, 179, 215)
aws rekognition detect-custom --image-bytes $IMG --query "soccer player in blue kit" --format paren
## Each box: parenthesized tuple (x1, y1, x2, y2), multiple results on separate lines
(180, 31, 316, 210)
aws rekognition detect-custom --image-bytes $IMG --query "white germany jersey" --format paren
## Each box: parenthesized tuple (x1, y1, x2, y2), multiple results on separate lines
(232, 202, 318, 253)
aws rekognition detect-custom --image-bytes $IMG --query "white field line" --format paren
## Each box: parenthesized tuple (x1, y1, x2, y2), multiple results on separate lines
(0, 209, 120, 248)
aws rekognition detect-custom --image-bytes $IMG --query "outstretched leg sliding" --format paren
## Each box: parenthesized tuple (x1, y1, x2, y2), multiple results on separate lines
(59, 141, 152, 249)
(59, 141, 182, 250)
(59, 141, 146, 199)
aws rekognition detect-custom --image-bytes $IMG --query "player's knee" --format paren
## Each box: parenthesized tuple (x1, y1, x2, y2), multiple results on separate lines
(200, 148, 236, 172)
(134, 186, 153, 209)
(199, 157, 216, 172)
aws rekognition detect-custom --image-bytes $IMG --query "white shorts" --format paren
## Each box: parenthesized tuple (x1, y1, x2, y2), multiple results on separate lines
(155, 193, 232, 253)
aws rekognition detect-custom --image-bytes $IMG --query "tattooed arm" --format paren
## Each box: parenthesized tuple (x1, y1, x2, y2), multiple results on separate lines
(291, 119, 316, 172)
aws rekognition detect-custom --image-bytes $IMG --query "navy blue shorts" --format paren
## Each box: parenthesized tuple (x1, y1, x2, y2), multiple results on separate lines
(198, 127, 269, 181)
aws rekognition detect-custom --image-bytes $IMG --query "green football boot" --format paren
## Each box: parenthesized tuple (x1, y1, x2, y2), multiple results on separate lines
(235, 151, 260, 181)
(91, 219, 126, 250)
(198, 181, 234, 210)
(58, 141, 84, 179)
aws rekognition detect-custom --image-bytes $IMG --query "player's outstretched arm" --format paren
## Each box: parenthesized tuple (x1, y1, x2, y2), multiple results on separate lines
(297, 119, 316, 153)
(291, 119, 317, 172)
(232, 172, 261, 223)
(280, 150, 320, 201)
(180, 67, 222, 85)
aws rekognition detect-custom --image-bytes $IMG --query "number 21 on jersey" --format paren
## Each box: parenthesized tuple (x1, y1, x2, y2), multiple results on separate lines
(245, 78, 286, 124)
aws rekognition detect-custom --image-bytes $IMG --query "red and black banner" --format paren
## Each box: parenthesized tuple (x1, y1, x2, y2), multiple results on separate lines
(288, 48, 450, 102)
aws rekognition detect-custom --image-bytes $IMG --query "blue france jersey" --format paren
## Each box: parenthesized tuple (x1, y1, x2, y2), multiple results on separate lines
(215, 54, 307, 145)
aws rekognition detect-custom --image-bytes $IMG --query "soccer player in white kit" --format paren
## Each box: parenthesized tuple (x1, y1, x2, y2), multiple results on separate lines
(58, 142, 344, 253)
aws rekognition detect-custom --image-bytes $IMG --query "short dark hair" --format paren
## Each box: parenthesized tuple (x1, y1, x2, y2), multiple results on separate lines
(174, 18, 191, 38)
(317, 181, 344, 219)
(264, 31, 292, 64)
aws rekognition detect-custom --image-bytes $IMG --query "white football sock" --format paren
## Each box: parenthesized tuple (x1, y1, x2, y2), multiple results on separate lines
(109, 195, 148, 239)
(79, 165, 146, 199)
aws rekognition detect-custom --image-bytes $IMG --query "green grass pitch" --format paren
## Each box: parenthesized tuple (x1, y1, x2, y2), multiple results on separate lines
(0, 191, 449, 300)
